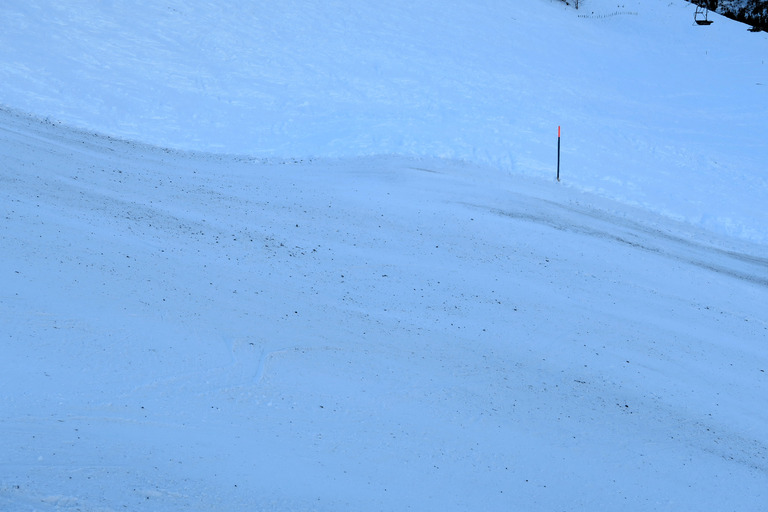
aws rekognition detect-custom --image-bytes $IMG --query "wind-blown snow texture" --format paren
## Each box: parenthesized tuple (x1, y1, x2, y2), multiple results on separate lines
(1, 0, 767, 511)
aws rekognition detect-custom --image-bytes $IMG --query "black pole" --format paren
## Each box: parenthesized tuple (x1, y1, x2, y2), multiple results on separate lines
(557, 126, 561, 182)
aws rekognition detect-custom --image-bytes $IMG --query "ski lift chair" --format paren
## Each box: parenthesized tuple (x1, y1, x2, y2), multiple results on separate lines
(695, 3, 713, 25)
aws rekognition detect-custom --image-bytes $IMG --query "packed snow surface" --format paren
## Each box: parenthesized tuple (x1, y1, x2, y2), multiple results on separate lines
(1, 0, 767, 510)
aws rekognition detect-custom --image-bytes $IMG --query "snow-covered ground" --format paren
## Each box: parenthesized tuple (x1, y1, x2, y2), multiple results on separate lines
(1, 0, 767, 510)
(2, 0, 767, 241)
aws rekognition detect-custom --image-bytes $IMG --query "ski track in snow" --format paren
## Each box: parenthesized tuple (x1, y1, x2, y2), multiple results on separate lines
(480, 199, 768, 287)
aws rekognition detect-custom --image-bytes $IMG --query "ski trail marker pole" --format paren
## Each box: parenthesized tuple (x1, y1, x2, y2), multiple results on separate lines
(557, 125, 561, 182)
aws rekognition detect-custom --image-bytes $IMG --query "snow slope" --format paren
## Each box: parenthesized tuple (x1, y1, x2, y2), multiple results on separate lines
(2, 109, 768, 511)
(1, 0, 768, 510)
(0, 0, 766, 240)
